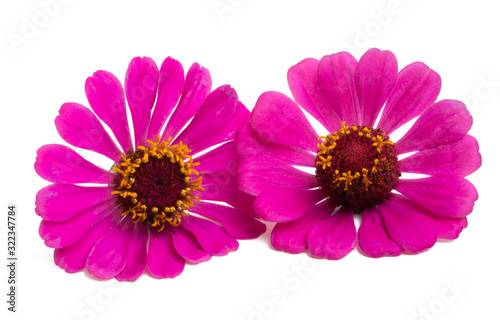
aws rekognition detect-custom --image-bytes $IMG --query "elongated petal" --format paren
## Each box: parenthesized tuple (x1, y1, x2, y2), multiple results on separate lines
(355, 48, 398, 127)
(254, 187, 326, 223)
(239, 154, 318, 196)
(432, 217, 468, 240)
(378, 195, 437, 253)
(195, 141, 239, 175)
(358, 206, 403, 258)
(148, 230, 185, 279)
(378, 62, 441, 134)
(55, 103, 122, 162)
(396, 176, 478, 218)
(125, 57, 159, 147)
(35, 144, 116, 184)
(170, 227, 211, 264)
(399, 135, 481, 177)
(148, 57, 184, 140)
(288, 58, 341, 132)
(85, 70, 133, 153)
(189, 202, 266, 239)
(318, 52, 360, 125)
(181, 216, 239, 256)
(271, 199, 336, 254)
(396, 100, 473, 155)
(116, 223, 148, 281)
(161, 63, 212, 141)
(174, 85, 248, 154)
(251, 91, 318, 152)
(35, 184, 115, 222)
(307, 206, 357, 260)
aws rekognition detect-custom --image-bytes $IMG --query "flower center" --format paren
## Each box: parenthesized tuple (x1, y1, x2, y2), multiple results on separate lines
(315, 122, 400, 213)
(112, 136, 203, 231)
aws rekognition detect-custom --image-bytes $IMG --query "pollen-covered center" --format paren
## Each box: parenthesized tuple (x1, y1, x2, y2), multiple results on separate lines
(316, 122, 400, 213)
(112, 136, 203, 231)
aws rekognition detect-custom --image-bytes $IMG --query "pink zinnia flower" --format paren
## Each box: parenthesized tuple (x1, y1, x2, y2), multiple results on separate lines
(237, 48, 481, 259)
(35, 56, 265, 280)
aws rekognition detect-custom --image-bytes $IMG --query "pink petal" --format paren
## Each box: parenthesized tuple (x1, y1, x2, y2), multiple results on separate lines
(147, 230, 185, 279)
(399, 135, 481, 177)
(189, 202, 266, 239)
(35, 184, 115, 222)
(251, 91, 318, 152)
(355, 48, 398, 127)
(271, 199, 336, 254)
(396, 175, 478, 218)
(239, 154, 318, 196)
(307, 206, 357, 260)
(254, 187, 326, 223)
(235, 123, 316, 166)
(358, 206, 403, 258)
(377, 62, 441, 134)
(173, 85, 249, 154)
(432, 216, 468, 240)
(195, 141, 239, 174)
(85, 70, 133, 154)
(148, 57, 185, 140)
(35, 144, 116, 184)
(170, 227, 211, 264)
(53, 210, 119, 273)
(116, 223, 148, 281)
(161, 63, 212, 141)
(317, 52, 360, 125)
(287, 58, 342, 132)
(39, 198, 116, 248)
(378, 195, 437, 253)
(55, 103, 122, 162)
(125, 57, 159, 147)
(86, 221, 133, 280)
(180, 216, 239, 256)
(396, 99, 473, 155)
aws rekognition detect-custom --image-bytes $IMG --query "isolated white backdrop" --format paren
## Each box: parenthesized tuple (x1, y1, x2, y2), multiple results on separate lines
(0, 1, 498, 319)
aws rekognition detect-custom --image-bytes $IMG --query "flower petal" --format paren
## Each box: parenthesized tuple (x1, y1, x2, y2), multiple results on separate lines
(251, 91, 318, 152)
(35, 184, 115, 222)
(85, 70, 133, 154)
(147, 230, 185, 279)
(86, 221, 133, 280)
(254, 187, 326, 223)
(271, 199, 336, 254)
(307, 206, 357, 260)
(317, 52, 360, 125)
(396, 175, 478, 218)
(377, 62, 441, 134)
(161, 63, 212, 141)
(115, 223, 148, 282)
(395, 99, 473, 155)
(35, 144, 116, 184)
(235, 123, 316, 166)
(355, 48, 398, 127)
(195, 141, 239, 175)
(53, 210, 119, 273)
(39, 198, 116, 248)
(125, 57, 159, 147)
(432, 216, 468, 240)
(55, 103, 122, 162)
(180, 216, 239, 256)
(169, 227, 211, 264)
(378, 195, 437, 253)
(148, 57, 185, 140)
(287, 57, 341, 132)
(189, 202, 266, 239)
(173, 85, 249, 154)
(399, 135, 481, 177)
(358, 206, 403, 258)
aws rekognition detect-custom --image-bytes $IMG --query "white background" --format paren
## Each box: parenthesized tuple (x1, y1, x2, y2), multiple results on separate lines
(1, 0, 499, 319)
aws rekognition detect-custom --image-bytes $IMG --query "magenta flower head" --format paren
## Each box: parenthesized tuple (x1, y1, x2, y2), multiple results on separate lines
(237, 48, 481, 259)
(35, 56, 265, 280)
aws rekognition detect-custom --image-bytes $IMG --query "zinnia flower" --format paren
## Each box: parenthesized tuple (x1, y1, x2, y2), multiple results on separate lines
(35, 56, 265, 280)
(236, 48, 481, 259)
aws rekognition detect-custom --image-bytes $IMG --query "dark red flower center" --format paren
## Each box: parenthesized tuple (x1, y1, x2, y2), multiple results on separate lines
(112, 136, 203, 231)
(315, 122, 400, 213)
